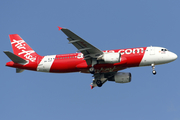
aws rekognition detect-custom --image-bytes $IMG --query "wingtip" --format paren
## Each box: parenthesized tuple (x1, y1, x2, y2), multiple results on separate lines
(57, 26, 63, 31)
(90, 85, 94, 89)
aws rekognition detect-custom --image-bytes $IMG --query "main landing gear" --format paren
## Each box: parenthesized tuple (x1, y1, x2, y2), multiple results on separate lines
(89, 59, 97, 74)
(96, 80, 102, 87)
(151, 63, 156, 75)
(89, 67, 95, 74)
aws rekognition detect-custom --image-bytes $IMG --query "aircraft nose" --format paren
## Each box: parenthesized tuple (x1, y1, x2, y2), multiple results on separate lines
(170, 52, 178, 61)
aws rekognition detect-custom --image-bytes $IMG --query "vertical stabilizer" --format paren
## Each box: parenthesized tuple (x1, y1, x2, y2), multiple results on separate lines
(9, 34, 39, 63)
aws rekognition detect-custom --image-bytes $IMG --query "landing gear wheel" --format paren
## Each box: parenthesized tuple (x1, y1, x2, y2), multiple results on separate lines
(151, 64, 156, 75)
(96, 80, 102, 87)
(152, 70, 156, 75)
(89, 67, 95, 74)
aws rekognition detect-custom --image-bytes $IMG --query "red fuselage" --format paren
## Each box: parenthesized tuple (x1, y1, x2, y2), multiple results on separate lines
(6, 47, 147, 74)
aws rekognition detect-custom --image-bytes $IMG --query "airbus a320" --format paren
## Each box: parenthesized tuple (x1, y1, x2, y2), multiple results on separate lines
(4, 27, 178, 89)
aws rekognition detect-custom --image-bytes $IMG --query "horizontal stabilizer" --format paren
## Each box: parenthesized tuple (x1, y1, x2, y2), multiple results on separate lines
(16, 68, 25, 73)
(4, 51, 28, 64)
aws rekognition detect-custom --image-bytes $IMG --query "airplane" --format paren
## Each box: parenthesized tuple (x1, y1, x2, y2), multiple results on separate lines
(4, 26, 178, 89)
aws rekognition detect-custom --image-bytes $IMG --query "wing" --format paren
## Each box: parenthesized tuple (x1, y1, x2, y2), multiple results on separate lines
(59, 27, 103, 65)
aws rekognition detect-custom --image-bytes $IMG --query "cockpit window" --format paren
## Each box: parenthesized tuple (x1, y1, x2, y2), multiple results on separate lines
(161, 49, 168, 51)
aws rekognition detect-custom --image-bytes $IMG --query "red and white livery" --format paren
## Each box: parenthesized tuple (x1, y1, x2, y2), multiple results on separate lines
(4, 27, 178, 89)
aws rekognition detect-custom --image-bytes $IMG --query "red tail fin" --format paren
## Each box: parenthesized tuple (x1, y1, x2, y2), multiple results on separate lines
(9, 34, 39, 63)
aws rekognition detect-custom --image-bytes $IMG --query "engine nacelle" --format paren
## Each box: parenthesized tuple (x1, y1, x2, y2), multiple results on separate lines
(109, 72, 131, 83)
(102, 52, 121, 63)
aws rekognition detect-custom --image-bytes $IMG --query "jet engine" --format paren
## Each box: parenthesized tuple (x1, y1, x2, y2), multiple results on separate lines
(108, 72, 131, 83)
(98, 52, 121, 64)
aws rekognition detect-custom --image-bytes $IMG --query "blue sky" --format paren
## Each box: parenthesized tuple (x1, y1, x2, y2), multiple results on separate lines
(1, 0, 180, 120)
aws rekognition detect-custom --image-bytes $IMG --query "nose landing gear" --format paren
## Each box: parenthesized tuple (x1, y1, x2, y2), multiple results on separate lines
(152, 70, 156, 75)
(151, 63, 156, 75)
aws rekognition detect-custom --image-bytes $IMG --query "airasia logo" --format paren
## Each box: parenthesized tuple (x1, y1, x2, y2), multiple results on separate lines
(105, 48, 144, 55)
(11, 39, 36, 62)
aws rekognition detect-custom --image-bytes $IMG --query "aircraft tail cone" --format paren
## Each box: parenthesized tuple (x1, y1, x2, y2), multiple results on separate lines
(6, 61, 14, 67)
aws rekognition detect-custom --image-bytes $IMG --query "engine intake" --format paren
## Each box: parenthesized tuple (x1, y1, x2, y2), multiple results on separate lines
(108, 72, 131, 83)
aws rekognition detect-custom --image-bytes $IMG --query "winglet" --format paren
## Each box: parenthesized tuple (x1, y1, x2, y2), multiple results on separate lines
(57, 26, 63, 31)
(90, 85, 94, 89)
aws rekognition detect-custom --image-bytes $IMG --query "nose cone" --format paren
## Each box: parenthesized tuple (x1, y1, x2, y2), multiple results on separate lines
(170, 52, 178, 61)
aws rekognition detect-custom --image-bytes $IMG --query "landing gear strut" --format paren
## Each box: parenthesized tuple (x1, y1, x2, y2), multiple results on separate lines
(151, 63, 156, 75)
(89, 59, 97, 74)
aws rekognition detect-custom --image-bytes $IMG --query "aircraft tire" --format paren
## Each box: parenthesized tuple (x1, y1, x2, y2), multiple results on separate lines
(89, 67, 95, 74)
(96, 80, 102, 87)
(152, 70, 156, 75)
